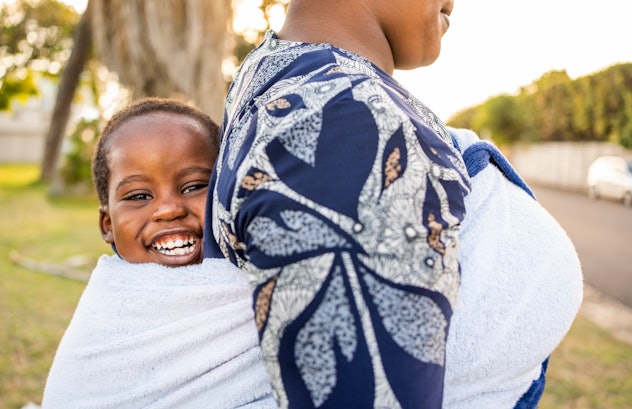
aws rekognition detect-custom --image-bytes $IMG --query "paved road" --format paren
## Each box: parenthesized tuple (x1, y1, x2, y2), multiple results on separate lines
(531, 184, 632, 307)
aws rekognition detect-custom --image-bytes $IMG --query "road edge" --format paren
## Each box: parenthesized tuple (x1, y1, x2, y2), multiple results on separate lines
(580, 284, 632, 345)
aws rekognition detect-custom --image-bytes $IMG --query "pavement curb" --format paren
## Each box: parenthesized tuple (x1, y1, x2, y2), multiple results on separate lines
(580, 284, 632, 345)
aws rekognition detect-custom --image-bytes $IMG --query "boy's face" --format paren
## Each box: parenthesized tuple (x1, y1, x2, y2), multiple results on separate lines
(99, 113, 215, 266)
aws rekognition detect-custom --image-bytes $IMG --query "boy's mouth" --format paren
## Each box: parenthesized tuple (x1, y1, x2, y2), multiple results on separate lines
(151, 234, 198, 256)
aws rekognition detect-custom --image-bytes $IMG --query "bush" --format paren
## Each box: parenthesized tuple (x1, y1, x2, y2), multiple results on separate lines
(59, 117, 100, 193)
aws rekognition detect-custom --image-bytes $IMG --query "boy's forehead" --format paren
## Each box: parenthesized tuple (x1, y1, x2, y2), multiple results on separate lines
(108, 116, 212, 159)
(117, 111, 196, 130)
(109, 113, 205, 144)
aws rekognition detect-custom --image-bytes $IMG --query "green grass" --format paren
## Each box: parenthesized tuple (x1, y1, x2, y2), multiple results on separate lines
(540, 317, 632, 408)
(0, 164, 41, 187)
(0, 164, 631, 408)
(0, 164, 110, 409)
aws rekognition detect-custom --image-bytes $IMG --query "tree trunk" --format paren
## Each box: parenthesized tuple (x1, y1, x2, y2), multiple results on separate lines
(90, 0, 232, 121)
(40, 1, 93, 182)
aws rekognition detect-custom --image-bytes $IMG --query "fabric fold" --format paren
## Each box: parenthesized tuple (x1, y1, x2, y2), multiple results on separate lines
(443, 128, 583, 409)
(42, 255, 275, 409)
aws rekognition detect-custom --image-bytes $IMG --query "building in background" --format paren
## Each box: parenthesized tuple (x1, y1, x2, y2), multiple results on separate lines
(0, 75, 98, 163)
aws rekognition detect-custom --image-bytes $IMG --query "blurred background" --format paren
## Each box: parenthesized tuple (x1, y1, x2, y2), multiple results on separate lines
(1, 1, 631, 408)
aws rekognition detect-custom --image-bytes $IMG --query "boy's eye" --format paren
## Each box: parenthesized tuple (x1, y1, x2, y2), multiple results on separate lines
(182, 182, 209, 195)
(124, 192, 152, 201)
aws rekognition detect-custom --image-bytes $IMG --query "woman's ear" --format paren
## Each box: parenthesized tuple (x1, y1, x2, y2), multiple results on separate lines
(99, 205, 114, 244)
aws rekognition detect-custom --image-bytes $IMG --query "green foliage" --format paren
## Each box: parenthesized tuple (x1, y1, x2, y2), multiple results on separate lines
(446, 106, 477, 131)
(0, 68, 38, 110)
(59, 117, 99, 190)
(233, 37, 257, 67)
(446, 63, 632, 148)
(0, 0, 78, 62)
(0, 0, 79, 110)
(531, 71, 574, 141)
(232, 0, 289, 64)
(0, 164, 39, 187)
(472, 94, 526, 145)
(620, 104, 632, 149)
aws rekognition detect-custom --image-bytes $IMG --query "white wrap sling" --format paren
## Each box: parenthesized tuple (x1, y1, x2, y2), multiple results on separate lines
(443, 128, 583, 408)
(41, 256, 275, 409)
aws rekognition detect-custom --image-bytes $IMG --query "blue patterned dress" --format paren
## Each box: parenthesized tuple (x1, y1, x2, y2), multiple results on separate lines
(205, 31, 470, 408)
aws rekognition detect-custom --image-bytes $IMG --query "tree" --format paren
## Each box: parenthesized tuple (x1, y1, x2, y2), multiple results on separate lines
(40, 0, 92, 181)
(0, 0, 88, 181)
(447, 63, 632, 147)
(445, 106, 477, 131)
(530, 70, 573, 141)
(42, 0, 233, 184)
(6, 0, 285, 187)
(0, 0, 79, 109)
(474, 95, 525, 145)
(90, 0, 232, 121)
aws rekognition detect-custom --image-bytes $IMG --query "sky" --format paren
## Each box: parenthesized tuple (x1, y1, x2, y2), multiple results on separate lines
(5, 0, 631, 121)
(394, 0, 632, 119)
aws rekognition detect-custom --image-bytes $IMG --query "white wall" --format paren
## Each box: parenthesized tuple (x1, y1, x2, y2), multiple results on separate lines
(0, 116, 48, 163)
(507, 141, 632, 192)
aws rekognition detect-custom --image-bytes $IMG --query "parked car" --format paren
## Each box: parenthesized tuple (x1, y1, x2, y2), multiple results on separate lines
(587, 156, 632, 206)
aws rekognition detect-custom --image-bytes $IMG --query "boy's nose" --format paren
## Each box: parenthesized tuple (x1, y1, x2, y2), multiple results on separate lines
(152, 195, 188, 221)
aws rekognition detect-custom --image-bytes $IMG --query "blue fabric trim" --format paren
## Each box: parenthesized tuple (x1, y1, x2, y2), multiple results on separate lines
(514, 358, 549, 409)
(461, 141, 536, 200)
(111, 243, 122, 259)
(450, 133, 462, 153)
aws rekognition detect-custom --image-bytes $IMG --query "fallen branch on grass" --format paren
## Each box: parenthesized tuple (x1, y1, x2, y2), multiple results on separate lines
(9, 250, 91, 282)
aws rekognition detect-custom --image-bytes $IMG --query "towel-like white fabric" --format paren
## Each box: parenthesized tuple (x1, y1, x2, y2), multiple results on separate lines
(443, 128, 583, 408)
(41, 255, 276, 409)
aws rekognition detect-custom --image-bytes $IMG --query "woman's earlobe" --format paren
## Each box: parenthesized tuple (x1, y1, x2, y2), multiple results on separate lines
(99, 205, 114, 244)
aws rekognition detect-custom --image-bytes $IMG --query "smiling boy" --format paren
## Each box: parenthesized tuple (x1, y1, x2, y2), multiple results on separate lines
(41, 98, 275, 409)
(93, 97, 218, 266)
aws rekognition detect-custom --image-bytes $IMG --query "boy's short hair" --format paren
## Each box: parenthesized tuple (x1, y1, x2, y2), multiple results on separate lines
(92, 97, 220, 205)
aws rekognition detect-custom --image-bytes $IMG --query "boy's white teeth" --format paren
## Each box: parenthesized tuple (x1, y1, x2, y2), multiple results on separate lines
(152, 238, 197, 255)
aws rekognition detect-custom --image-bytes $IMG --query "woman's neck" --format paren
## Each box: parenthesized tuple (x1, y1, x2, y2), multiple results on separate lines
(277, 0, 395, 75)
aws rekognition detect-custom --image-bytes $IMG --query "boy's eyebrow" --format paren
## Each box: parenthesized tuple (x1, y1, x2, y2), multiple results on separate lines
(114, 166, 213, 193)
(115, 175, 152, 192)
(177, 166, 213, 178)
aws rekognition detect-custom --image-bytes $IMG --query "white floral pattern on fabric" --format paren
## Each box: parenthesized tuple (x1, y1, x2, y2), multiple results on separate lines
(295, 270, 356, 406)
(363, 273, 447, 365)
(248, 210, 351, 257)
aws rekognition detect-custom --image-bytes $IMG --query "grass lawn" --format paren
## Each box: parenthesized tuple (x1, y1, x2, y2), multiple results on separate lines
(0, 164, 110, 408)
(0, 164, 631, 408)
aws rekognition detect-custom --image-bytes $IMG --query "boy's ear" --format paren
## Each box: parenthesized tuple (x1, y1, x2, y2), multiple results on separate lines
(99, 205, 114, 244)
